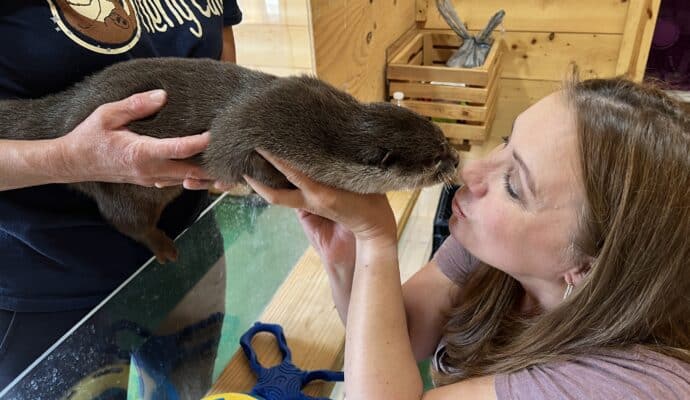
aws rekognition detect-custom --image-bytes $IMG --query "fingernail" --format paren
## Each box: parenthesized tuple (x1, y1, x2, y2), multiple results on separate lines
(149, 89, 166, 103)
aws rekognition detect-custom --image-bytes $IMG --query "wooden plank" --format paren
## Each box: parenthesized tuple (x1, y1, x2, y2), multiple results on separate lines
(615, 0, 649, 78)
(208, 190, 421, 398)
(419, 0, 629, 34)
(386, 26, 421, 63)
(389, 81, 489, 103)
(392, 33, 424, 64)
(409, 49, 424, 66)
(416, 0, 429, 22)
(312, 0, 417, 102)
(430, 30, 621, 80)
(388, 64, 490, 86)
(403, 100, 487, 122)
(423, 34, 434, 66)
(630, 0, 660, 82)
(437, 121, 486, 142)
(615, 0, 660, 81)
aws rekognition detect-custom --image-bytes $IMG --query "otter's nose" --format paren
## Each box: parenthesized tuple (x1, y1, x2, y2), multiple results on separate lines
(440, 147, 460, 169)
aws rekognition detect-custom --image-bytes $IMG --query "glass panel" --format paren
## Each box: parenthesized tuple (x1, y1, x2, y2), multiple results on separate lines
(0, 194, 309, 400)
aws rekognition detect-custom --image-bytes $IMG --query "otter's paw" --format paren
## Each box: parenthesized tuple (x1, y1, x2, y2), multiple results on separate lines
(145, 229, 179, 264)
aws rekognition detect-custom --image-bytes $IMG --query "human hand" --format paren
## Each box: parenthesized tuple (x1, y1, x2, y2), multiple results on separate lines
(56, 89, 216, 189)
(297, 208, 356, 270)
(243, 149, 397, 244)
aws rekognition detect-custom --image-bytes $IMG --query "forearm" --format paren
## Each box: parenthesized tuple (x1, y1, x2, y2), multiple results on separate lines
(323, 261, 354, 323)
(221, 26, 236, 62)
(345, 237, 423, 399)
(0, 138, 70, 191)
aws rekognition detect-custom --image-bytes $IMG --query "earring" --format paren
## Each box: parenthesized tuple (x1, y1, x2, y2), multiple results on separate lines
(562, 282, 574, 300)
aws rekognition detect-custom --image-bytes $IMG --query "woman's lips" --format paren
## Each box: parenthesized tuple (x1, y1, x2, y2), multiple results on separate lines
(451, 195, 466, 219)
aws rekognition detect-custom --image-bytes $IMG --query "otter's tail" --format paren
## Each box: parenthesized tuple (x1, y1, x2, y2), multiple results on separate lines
(0, 95, 68, 140)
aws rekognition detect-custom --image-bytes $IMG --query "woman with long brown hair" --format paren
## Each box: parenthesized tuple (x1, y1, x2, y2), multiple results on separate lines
(245, 77, 689, 399)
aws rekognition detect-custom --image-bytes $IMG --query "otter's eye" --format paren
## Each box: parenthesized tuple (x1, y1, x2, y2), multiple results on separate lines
(380, 150, 398, 168)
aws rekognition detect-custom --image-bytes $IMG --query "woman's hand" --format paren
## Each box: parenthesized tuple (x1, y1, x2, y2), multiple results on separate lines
(297, 209, 356, 270)
(243, 149, 398, 244)
(56, 89, 218, 190)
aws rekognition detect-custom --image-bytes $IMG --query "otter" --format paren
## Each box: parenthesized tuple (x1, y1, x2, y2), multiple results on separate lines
(0, 58, 458, 262)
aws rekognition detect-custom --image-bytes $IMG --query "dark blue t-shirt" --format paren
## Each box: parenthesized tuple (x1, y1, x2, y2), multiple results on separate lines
(0, 0, 242, 312)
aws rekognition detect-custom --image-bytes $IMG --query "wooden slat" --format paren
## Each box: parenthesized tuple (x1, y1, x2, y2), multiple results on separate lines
(430, 30, 621, 80)
(389, 81, 489, 103)
(615, 0, 648, 78)
(208, 190, 421, 398)
(409, 49, 424, 66)
(403, 100, 487, 122)
(437, 121, 486, 142)
(629, 0, 660, 82)
(388, 63, 490, 86)
(423, 34, 434, 66)
(386, 25, 421, 63)
(392, 33, 424, 64)
(419, 0, 629, 34)
(616, 0, 659, 81)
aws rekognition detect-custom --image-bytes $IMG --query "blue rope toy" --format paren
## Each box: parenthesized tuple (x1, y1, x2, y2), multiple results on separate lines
(206, 322, 344, 400)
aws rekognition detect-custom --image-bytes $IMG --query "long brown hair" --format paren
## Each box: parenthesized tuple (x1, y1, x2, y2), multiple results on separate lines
(433, 77, 690, 384)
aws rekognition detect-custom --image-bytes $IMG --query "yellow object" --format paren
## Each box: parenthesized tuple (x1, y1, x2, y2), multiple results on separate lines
(60, 363, 129, 400)
(201, 393, 259, 400)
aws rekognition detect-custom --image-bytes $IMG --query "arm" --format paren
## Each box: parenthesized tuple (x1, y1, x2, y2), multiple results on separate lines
(0, 90, 213, 192)
(221, 26, 237, 63)
(245, 151, 497, 399)
(0, 138, 70, 190)
(297, 201, 461, 361)
(403, 260, 459, 361)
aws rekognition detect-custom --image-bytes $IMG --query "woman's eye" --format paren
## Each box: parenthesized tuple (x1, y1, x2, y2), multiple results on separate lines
(503, 170, 519, 200)
(502, 136, 511, 146)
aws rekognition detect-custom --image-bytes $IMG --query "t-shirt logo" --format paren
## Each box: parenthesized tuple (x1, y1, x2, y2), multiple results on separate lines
(46, 0, 141, 54)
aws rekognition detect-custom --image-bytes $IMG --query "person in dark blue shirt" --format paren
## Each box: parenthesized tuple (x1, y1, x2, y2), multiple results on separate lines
(0, 0, 242, 388)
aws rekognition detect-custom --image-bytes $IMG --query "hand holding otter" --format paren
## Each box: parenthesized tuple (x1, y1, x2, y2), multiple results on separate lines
(244, 149, 398, 244)
(55, 90, 214, 190)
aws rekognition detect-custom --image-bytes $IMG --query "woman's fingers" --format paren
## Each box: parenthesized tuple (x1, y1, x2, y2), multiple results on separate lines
(243, 175, 305, 208)
(255, 148, 313, 190)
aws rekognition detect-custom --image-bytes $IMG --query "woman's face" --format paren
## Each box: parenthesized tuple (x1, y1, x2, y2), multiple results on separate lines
(449, 92, 585, 285)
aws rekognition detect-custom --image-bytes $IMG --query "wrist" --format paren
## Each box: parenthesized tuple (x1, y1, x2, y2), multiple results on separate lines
(52, 135, 84, 183)
(353, 225, 397, 247)
(355, 234, 398, 258)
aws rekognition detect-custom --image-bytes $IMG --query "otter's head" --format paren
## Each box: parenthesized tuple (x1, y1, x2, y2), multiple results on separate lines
(249, 76, 459, 193)
(312, 102, 459, 193)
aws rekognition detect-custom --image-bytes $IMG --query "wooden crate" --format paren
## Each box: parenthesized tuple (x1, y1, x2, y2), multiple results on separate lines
(386, 29, 503, 146)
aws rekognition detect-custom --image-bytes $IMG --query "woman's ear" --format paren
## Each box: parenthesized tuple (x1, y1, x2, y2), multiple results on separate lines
(564, 255, 595, 286)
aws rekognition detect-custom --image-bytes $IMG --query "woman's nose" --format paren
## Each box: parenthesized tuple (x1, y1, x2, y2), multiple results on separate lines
(460, 159, 489, 197)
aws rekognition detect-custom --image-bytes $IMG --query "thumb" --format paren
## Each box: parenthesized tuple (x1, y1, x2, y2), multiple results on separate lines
(99, 89, 167, 129)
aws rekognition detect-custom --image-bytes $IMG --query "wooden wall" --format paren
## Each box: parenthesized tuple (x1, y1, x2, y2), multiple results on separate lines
(309, 0, 659, 155)
(310, 0, 417, 102)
